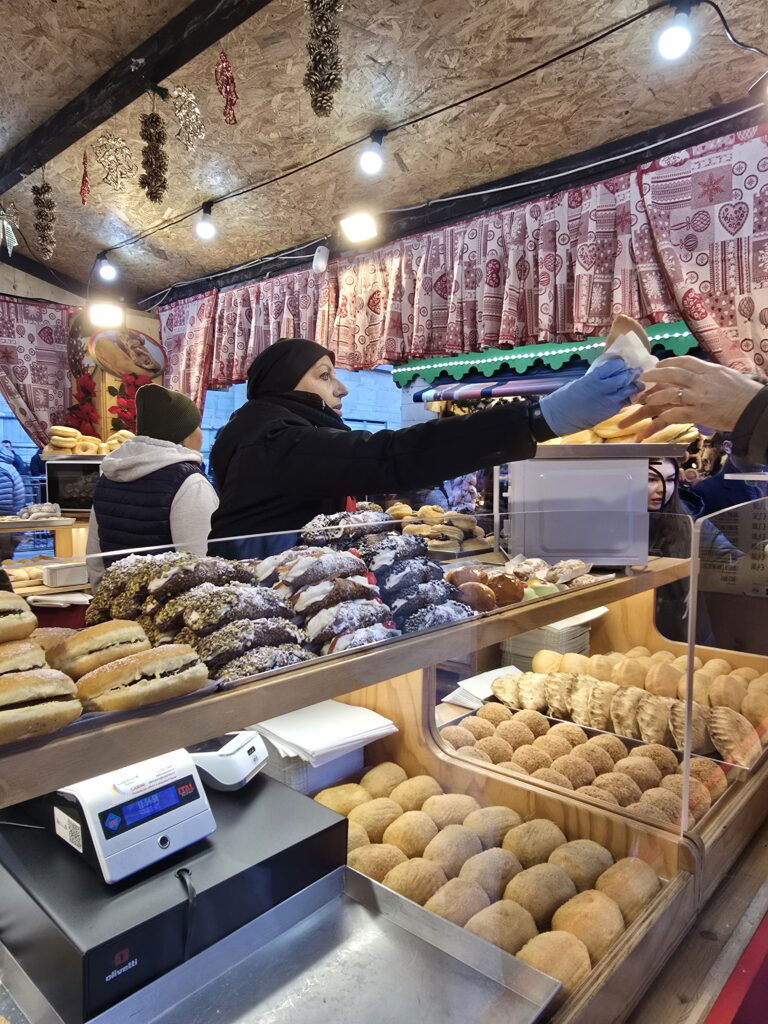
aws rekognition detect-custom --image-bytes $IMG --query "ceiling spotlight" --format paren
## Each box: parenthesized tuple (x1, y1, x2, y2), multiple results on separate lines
(312, 244, 330, 274)
(358, 130, 387, 176)
(195, 201, 216, 240)
(658, 10, 693, 60)
(96, 252, 117, 282)
(339, 211, 378, 244)
(88, 302, 124, 329)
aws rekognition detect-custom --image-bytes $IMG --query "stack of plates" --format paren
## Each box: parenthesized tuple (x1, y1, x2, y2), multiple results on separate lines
(500, 607, 608, 672)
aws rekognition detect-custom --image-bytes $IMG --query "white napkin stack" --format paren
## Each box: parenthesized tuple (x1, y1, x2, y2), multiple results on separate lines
(252, 700, 397, 767)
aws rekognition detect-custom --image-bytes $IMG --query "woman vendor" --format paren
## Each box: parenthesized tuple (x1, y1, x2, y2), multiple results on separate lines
(209, 338, 639, 556)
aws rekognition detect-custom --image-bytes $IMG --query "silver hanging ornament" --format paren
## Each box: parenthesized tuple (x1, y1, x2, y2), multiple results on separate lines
(172, 84, 206, 152)
(0, 202, 19, 257)
(94, 132, 137, 191)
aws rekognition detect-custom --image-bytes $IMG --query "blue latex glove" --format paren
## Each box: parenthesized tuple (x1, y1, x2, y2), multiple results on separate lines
(540, 359, 641, 437)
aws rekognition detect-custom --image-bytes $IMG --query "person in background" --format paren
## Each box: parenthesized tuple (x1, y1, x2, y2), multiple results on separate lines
(86, 385, 219, 585)
(691, 436, 767, 517)
(210, 338, 640, 557)
(29, 449, 47, 502)
(648, 457, 740, 643)
(629, 355, 768, 464)
(0, 446, 26, 516)
(1, 440, 28, 477)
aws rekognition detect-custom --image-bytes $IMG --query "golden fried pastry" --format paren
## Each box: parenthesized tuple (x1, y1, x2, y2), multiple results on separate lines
(531, 767, 574, 789)
(491, 673, 520, 709)
(511, 709, 550, 737)
(348, 797, 403, 842)
(552, 889, 624, 963)
(640, 787, 683, 824)
(389, 775, 443, 811)
(460, 847, 523, 901)
(544, 672, 575, 720)
(668, 699, 711, 754)
(516, 931, 591, 1003)
(383, 811, 438, 857)
(595, 857, 661, 924)
(423, 824, 483, 879)
(707, 674, 747, 713)
(680, 757, 727, 800)
(613, 756, 661, 792)
(567, 675, 595, 726)
(532, 649, 563, 674)
(463, 806, 522, 849)
(589, 681, 619, 731)
(441, 724, 476, 749)
(636, 692, 674, 745)
(660, 774, 711, 823)
(477, 703, 513, 725)
(422, 794, 481, 829)
(504, 863, 577, 928)
(502, 819, 567, 868)
(496, 719, 535, 749)
(625, 801, 671, 824)
(460, 715, 495, 740)
(465, 900, 537, 955)
(551, 754, 596, 789)
(456, 745, 492, 763)
(418, 504, 446, 525)
(459, 582, 497, 611)
(610, 685, 646, 739)
(509, 745, 552, 774)
(533, 732, 572, 761)
(645, 662, 682, 699)
(577, 784, 620, 806)
(315, 783, 371, 816)
(549, 722, 588, 747)
(709, 706, 761, 768)
(548, 839, 614, 892)
(475, 735, 514, 764)
(571, 742, 613, 777)
(348, 843, 407, 882)
(424, 878, 490, 926)
(383, 858, 447, 904)
(591, 772, 642, 807)
(630, 743, 678, 777)
(585, 733, 628, 763)
(348, 822, 370, 852)
(360, 762, 407, 799)
(517, 673, 548, 712)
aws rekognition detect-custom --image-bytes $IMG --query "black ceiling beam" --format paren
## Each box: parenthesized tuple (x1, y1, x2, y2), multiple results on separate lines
(0, 0, 277, 196)
(142, 95, 766, 307)
(0, 249, 89, 300)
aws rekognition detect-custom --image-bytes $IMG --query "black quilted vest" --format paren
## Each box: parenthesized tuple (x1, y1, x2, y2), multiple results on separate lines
(94, 462, 202, 556)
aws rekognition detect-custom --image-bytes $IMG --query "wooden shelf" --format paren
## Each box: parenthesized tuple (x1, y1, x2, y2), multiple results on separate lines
(0, 557, 689, 809)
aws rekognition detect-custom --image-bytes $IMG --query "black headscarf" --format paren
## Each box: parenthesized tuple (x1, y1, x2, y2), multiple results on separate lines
(247, 338, 334, 399)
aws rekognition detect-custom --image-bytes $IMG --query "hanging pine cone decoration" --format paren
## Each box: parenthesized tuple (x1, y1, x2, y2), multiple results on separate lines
(138, 111, 168, 204)
(303, 0, 344, 117)
(31, 178, 56, 261)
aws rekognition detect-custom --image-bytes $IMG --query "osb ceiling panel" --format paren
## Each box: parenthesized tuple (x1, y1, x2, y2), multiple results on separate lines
(2, 0, 767, 298)
(0, 0, 191, 152)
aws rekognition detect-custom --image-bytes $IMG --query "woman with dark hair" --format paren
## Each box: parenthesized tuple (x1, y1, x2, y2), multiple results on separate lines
(648, 458, 740, 643)
(209, 338, 640, 557)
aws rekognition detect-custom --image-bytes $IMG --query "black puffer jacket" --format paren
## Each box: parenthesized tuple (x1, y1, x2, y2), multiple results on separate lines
(209, 392, 542, 547)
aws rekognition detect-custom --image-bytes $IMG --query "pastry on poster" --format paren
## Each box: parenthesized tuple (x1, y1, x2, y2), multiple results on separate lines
(88, 328, 165, 378)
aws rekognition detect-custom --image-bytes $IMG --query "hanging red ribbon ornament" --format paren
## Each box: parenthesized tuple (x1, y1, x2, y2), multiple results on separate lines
(215, 49, 239, 125)
(80, 150, 90, 206)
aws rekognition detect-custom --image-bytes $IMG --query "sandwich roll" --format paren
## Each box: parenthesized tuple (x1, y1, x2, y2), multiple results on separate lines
(31, 627, 77, 653)
(0, 640, 47, 675)
(76, 644, 209, 712)
(49, 620, 151, 680)
(0, 668, 81, 747)
(0, 593, 38, 642)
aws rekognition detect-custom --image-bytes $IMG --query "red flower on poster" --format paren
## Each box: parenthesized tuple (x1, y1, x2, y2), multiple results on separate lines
(107, 372, 152, 433)
(66, 372, 100, 437)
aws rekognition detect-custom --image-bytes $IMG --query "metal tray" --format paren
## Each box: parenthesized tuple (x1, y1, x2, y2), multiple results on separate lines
(534, 444, 689, 460)
(0, 867, 560, 1024)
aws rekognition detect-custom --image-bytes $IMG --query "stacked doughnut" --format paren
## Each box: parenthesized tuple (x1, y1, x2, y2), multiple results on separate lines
(356, 532, 472, 633)
(273, 547, 400, 654)
(387, 502, 490, 556)
(440, 702, 728, 825)
(87, 553, 313, 681)
(316, 759, 662, 1002)
(509, 648, 765, 770)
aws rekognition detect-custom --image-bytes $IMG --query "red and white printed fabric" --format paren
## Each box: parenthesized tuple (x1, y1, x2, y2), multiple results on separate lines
(158, 290, 217, 409)
(0, 297, 71, 447)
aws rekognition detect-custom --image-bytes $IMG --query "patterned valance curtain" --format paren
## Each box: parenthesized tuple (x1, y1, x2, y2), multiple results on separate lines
(160, 122, 768, 396)
(0, 296, 71, 447)
(158, 290, 217, 410)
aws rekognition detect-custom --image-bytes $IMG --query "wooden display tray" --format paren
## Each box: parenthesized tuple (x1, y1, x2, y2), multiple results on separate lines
(340, 669, 700, 1024)
(0, 557, 689, 809)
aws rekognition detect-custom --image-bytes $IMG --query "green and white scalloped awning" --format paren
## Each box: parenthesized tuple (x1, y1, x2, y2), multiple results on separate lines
(392, 322, 698, 388)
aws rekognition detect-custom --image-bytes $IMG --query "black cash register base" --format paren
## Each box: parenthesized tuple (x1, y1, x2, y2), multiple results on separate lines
(0, 776, 346, 1024)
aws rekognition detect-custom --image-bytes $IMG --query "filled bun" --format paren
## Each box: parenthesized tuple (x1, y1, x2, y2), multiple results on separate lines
(49, 620, 151, 680)
(76, 644, 208, 712)
(0, 593, 38, 643)
(0, 668, 81, 746)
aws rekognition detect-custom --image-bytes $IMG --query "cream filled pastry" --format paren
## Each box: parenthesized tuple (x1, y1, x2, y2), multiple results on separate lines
(305, 599, 393, 645)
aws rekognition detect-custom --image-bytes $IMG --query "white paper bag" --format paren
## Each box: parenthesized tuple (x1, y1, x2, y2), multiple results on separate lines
(588, 331, 658, 374)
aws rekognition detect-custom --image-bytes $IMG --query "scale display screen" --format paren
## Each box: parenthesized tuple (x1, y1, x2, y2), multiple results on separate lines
(98, 776, 199, 839)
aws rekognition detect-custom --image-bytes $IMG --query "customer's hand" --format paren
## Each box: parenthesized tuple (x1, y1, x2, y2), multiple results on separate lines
(623, 356, 765, 437)
(539, 359, 641, 437)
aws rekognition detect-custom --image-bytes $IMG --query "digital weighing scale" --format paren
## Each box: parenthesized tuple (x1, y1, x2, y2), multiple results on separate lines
(25, 749, 216, 884)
